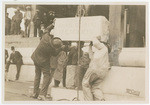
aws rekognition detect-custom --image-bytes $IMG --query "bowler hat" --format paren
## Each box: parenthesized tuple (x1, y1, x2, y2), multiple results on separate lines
(51, 37, 63, 49)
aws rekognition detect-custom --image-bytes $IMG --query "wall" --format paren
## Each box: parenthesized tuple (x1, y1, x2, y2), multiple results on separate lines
(127, 5, 145, 47)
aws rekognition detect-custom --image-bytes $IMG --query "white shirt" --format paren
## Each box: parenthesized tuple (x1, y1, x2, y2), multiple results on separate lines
(24, 11, 31, 20)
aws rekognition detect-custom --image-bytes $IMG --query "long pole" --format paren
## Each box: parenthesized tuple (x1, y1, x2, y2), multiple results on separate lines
(123, 9, 127, 47)
(77, 5, 82, 101)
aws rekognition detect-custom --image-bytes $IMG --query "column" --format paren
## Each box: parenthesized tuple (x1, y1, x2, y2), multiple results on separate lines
(29, 5, 37, 37)
(109, 5, 123, 66)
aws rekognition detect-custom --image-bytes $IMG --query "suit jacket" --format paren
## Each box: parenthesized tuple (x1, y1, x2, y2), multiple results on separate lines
(15, 11, 23, 22)
(31, 33, 55, 67)
(10, 51, 23, 64)
(33, 13, 42, 27)
(5, 17, 11, 27)
(68, 46, 83, 65)
(24, 11, 31, 20)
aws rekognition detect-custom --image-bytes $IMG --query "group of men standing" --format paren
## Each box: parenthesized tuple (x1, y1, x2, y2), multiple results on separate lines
(32, 10, 55, 37)
(5, 7, 23, 35)
(5, 6, 55, 38)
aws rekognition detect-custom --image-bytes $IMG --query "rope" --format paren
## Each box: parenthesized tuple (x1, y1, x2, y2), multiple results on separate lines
(76, 5, 83, 101)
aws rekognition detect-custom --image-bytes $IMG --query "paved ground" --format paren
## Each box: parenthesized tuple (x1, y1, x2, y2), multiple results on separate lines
(5, 81, 38, 101)
(4, 80, 80, 101)
(4, 80, 145, 102)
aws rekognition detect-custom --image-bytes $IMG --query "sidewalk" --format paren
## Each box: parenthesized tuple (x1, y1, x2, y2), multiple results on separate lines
(4, 81, 145, 102)
(5, 81, 37, 101)
(4, 80, 82, 101)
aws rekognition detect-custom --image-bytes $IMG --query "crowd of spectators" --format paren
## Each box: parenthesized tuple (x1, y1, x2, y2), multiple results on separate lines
(5, 6, 56, 38)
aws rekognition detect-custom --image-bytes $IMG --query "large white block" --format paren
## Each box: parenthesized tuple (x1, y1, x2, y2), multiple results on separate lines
(118, 48, 145, 67)
(100, 66, 145, 98)
(66, 65, 77, 88)
(52, 16, 109, 41)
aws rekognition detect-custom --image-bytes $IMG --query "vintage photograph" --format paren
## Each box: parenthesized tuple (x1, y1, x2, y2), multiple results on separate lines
(3, 2, 148, 103)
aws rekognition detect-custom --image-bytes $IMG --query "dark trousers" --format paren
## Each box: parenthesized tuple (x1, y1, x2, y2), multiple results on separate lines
(34, 64, 51, 96)
(5, 61, 22, 80)
(63, 67, 67, 87)
(10, 22, 16, 35)
(15, 21, 21, 35)
(54, 80, 60, 87)
(34, 25, 40, 37)
(75, 66, 87, 90)
(5, 24, 11, 35)
(24, 19, 31, 37)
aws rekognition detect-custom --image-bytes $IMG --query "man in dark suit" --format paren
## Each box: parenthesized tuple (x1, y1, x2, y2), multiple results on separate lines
(31, 24, 63, 100)
(48, 11, 55, 25)
(33, 10, 42, 37)
(5, 46, 23, 81)
(15, 7, 23, 35)
(10, 11, 17, 35)
(5, 13, 11, 35)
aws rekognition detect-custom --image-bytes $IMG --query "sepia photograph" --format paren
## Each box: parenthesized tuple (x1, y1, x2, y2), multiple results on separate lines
(1, 1, 149, 104)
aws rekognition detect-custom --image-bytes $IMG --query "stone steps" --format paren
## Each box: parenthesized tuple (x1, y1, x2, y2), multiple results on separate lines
(119, 48, 145, 67)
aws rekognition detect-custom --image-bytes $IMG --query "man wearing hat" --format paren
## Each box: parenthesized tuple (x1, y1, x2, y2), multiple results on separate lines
(41, 12, 48, 28)
(15, 7, 23, 35)
(48, 11, 55, 25)
(5, 46, 23, 81)
(24, 6, 31, 37)
(5, 13, 11, 35)
(31, 24, 63, 100)
(33, 10, 42, 37)
(10, 11, 17, 35)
